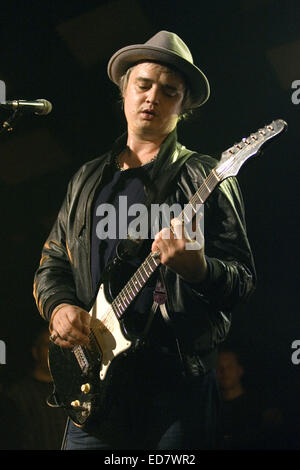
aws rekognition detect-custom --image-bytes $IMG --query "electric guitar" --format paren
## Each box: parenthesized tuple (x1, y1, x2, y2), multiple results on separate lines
(48, 119, 287, 427)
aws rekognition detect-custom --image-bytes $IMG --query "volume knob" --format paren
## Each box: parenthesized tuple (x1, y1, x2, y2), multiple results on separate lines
(70, 400, 81, 408)
(81, 383, 91, 394)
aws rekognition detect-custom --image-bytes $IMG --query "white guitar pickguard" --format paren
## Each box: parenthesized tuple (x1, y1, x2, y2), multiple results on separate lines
(89, 284, 132, 381)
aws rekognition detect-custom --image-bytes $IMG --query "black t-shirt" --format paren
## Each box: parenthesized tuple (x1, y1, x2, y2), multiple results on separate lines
(219, 391, 264, 449)
(90, 163, 154, 294)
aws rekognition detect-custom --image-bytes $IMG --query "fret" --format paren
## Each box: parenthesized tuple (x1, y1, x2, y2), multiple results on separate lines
(202, 179, 212, 193)
(118, 293, 128, 309)
(124, 286, 134, 302)
(112, 303, 122, 319)
(145, 262, 153, 274)
(134, 276, 143, 289)
(195, 187, 209, 204)
(212, 169, 221, 182)
(181, 204, 196, 223)
(142, 266, 149, 278)
(151, 255, 160, 267)
(145, 258, 155, 274)
(122, 292, 130, 306)
(193, 193, 204, 204)
(131, 277, 141, 293)
(142, 261, 151, 276)
(127, 279, 137, 295)
(147, 255, 155, 268)
(139, 269, 146, 283)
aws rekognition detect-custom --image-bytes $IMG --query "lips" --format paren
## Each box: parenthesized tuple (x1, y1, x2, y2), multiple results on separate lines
(140, 108, 156, 120)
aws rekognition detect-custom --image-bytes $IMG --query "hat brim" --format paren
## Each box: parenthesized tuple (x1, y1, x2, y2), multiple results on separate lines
(107, 44, 210, 108)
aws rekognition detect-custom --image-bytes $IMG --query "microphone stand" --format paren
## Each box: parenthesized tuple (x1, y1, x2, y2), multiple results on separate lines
(0, 109, 23, 136)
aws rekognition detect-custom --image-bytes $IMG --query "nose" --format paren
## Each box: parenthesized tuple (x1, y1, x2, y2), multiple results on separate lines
(145, 85, 159, 105)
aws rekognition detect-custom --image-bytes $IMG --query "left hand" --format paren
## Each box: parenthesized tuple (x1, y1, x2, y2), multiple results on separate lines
(151, 218, 207, 283)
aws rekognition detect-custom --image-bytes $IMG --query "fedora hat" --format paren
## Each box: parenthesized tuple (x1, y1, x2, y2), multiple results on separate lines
(107, 30, 210, 108)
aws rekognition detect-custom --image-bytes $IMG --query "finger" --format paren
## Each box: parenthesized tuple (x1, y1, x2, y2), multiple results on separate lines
(56, 327, 89, 346)
(154, 228, 171, 241)
(53, 316, 90, 345)
(161, 227, 172, 240)
(172, 217, 195, 242)
(53, 336, 80, 349)
(49, 330, 76, 348)
(49, 331, 59, 343)
(68, 315, 90, 337)
(152, 229, 169, 253)
(55, 307, 90, 337)
(61, 319, 90, 344)
(66, 307, 91, 331)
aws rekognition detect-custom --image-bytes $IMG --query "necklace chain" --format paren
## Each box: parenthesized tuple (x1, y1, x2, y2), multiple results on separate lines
(115, 149, 157, 171)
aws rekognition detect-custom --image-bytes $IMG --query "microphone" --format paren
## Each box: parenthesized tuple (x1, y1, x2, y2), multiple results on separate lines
(0, 99, 52, 115)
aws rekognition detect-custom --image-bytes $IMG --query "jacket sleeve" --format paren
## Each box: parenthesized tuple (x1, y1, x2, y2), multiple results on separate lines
(178, 157, 256, 313)
(33, 176, 82, 322)
(198, 175, 256, 311)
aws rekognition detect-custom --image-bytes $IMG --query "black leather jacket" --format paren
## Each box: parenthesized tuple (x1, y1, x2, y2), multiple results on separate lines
(33, 129, 256, 376)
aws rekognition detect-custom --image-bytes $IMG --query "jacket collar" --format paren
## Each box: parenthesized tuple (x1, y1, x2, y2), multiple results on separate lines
(110, 127, 183, 174)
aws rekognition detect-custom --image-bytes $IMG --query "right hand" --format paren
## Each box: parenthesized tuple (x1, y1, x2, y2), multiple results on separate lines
(49, 303, 91, 348)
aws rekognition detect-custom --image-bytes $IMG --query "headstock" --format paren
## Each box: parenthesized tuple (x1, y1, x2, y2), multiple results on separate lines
(215, 119, 287, 180)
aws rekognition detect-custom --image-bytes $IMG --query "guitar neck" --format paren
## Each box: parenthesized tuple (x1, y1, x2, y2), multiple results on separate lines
(177, 169, 220, 224)
(112, 251, 161, 319)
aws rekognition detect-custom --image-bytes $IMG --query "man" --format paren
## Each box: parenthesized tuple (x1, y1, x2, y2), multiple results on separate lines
(216, 348, 283, 449)
(216, 348, 259, 449)
(33, 31, 256, 450)
(6, 326, 67, 450)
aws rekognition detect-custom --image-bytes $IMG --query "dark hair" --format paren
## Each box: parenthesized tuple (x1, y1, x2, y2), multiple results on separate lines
(218, 344, 245, 367)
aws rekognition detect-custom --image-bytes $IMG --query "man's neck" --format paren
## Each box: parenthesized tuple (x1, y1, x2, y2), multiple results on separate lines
(126, 133, 165, 164)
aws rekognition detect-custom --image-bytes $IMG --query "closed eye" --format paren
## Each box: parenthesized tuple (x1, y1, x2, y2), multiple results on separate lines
(162, 86, 178, 97)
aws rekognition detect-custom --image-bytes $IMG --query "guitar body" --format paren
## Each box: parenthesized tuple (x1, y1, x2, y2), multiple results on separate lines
(48, 258, 137, 427)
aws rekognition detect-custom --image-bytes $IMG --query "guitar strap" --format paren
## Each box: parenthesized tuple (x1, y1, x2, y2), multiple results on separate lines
(152, 272, 186, 376)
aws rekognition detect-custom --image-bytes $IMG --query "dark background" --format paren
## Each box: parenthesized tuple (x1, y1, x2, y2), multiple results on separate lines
(0, 0, 299, 445)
